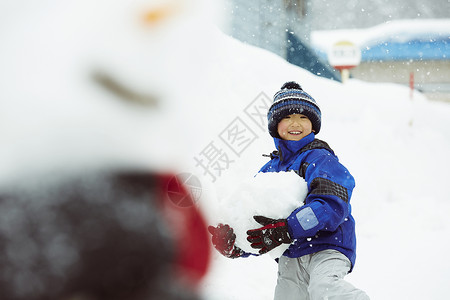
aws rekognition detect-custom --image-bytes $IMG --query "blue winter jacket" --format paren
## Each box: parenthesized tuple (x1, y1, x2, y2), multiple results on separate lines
(259, 132, 357, 269)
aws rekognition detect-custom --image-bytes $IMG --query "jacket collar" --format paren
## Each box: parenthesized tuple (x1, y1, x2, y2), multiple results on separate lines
(273, 132, 315, 164)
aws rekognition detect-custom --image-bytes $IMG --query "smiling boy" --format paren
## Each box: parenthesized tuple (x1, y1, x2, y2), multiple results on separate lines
(209, 82, 369, 299)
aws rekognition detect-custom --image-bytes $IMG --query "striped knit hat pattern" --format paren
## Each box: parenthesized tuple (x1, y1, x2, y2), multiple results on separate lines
(267, 81, 321, 138)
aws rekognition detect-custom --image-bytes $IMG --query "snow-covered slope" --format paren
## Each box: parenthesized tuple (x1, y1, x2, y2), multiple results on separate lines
(194, 21, 450, 300)
(198, 32, 450, 300)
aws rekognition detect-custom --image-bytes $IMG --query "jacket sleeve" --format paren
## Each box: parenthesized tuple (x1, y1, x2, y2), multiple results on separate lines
(286, 150, 355, 239)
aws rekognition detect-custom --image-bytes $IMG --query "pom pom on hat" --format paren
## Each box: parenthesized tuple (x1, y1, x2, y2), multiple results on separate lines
(280, 81, 302, 90)
(267, 81, 321, 138)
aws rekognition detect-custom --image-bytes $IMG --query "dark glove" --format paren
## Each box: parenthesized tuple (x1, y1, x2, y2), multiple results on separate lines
(246, 216, 292, 255)
(208, 224, 244, 259)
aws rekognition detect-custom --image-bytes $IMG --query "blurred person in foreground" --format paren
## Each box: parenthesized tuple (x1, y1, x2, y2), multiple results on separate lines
(0, 170, 210, 300)
(0, 1, 215, 299)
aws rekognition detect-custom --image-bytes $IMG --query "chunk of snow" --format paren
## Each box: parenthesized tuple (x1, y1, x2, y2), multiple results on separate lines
(218, 171, 307, 259)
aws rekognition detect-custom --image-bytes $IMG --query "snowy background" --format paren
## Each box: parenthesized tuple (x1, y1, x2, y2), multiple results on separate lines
(1, 1, 449, 299)
(198, 30, 450, 300)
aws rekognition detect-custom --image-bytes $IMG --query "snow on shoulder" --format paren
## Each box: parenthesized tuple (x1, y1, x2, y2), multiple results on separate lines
(218, 171, 307, 259)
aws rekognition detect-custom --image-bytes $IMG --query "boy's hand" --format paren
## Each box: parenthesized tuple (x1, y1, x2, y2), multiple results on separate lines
(208, 224, 244, 258)
(246, 216, 292, 254)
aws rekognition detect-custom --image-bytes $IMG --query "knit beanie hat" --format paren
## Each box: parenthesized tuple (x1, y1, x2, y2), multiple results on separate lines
(267, 81, 321, 138)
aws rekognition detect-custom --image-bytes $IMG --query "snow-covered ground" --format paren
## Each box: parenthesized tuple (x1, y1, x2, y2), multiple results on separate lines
(197, 31, 450, 300)
(1, 1, 449, 299)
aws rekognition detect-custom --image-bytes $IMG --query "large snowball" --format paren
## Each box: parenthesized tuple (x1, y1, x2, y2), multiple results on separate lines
(219, 171, 308, 259)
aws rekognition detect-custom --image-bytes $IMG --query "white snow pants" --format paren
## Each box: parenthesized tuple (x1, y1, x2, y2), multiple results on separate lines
(274, 250, 369, 300)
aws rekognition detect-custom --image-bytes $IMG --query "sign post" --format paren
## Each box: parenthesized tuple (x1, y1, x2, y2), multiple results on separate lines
(328, 41, 361, 83)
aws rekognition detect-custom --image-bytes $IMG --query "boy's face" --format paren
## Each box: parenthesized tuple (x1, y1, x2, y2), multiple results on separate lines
(277, 114, 313, 141)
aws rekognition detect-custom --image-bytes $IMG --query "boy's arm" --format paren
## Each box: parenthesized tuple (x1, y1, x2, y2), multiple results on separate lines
(287, 152, 355, 240)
